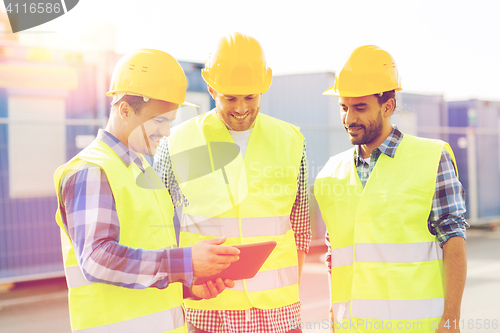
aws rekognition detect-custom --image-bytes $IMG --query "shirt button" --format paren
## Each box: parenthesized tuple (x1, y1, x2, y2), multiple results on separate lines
(363, 172, 367, 177)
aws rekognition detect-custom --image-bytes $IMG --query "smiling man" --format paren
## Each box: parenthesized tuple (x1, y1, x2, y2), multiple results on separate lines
(314, 45, 469, 333)
(155, 33, 312, 333)
(54, 49, 240, 333)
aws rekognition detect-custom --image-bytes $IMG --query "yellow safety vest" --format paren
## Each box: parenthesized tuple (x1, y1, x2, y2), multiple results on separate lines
(169, 111, 303, 310)
(314, 135, 457, 333)
(54, 139, 186, 333)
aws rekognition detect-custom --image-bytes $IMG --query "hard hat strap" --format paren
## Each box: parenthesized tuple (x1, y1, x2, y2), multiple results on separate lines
(140, 124, 153, 156)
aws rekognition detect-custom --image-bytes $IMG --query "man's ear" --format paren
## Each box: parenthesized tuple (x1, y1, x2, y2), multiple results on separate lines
(118, 101, 132, 120)
(383, 98, 395, 117)
(207, 85, 217, 100)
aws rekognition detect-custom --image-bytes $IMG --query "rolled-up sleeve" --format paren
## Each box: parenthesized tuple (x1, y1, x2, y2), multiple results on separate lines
(428, 148, 470, 247)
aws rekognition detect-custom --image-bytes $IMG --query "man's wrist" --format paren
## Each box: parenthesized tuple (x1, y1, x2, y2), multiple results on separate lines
(441, 311, 461, 322)
(165, 247, 193, 284)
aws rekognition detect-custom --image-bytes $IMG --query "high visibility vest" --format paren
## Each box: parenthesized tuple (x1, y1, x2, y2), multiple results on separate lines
(314, 135, 457, 333)
(54, 139, 186, 333)
(169, 111, 303, 310)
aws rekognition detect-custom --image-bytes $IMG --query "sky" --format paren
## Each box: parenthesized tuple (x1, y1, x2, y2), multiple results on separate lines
(2, 0, 500, 101)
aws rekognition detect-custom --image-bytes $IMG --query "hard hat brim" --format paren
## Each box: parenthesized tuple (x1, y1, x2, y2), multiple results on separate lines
(180, 101, 199, 107)
(323, 86, 402, 97)
(106, 90, 199, 108)
(202, 71, 272, 95)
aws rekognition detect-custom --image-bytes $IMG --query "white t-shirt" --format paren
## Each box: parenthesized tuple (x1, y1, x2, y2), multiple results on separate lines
(229, 129, 252, 157)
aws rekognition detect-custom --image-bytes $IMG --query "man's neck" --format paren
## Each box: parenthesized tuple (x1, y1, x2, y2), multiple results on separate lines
(105, 121, 130, 150)
(358, 126, 394, 159)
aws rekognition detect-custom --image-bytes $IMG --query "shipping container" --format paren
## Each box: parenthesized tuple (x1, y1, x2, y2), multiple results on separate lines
(448, 100, 500, 223)
(396, 92, 448, 141)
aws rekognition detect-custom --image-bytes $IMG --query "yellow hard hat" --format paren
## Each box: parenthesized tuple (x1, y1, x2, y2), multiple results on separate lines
(106, 49, 198, 107)
(323, 45, 402, 97)
(201, 32, 272, 95)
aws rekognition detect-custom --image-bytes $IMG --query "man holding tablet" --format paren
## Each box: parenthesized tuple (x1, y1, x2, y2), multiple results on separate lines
(54, 49, 240, 333)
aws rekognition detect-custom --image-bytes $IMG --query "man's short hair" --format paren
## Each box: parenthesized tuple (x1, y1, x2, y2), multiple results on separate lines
(113, 95, 148, 114)
(374, 90, 396, 112)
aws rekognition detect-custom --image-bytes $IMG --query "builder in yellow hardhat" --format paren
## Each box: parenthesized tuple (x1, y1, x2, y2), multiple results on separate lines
(154, 33, 312, 333)
(54, 49, 240, 333)
(315, 45, 468, 332)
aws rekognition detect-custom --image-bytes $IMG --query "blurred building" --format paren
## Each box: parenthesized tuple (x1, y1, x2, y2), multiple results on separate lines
(446, 100, 500, 223)
(0, 17, 210, 283)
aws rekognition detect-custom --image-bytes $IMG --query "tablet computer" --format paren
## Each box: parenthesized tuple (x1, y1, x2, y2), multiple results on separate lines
(194, 240, 277, 284)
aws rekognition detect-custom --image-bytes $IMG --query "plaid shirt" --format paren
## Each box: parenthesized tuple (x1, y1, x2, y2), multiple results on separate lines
(58, 130, 192, 289)
(154, 129, 312, 333)
(325, 127, 469, 272)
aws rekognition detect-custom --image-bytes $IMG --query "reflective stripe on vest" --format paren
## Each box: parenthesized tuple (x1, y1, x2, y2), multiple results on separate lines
(331, 242, 443, 268)
(231, 280, 245, 291)
(228, 266, 298, 292)
(331, 246, 354, 268)
(246, 266, 298, 292)
(352, 298, 444, 320)
(356, 242, 443, 263)
(333, 298, 444, 321)
(181, 214, 291, 238)
(64, 260, 299, 292)
(332, 301, 351, 320)
(65, 265, 93, 289)
(73, 306, 185, 333)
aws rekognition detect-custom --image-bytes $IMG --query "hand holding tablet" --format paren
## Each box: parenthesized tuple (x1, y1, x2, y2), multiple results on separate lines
(191, 236, 241, 278)
(194, 240, 277, 285)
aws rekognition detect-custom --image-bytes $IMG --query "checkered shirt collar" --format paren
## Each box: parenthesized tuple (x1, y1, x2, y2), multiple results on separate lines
(354, 126, 404, 162)
(97, 129, 143, 169)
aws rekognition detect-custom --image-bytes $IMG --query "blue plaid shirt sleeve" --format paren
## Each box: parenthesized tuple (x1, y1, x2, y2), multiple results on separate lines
(429, 148, 470, 247)
(59, 162, 193, 290)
